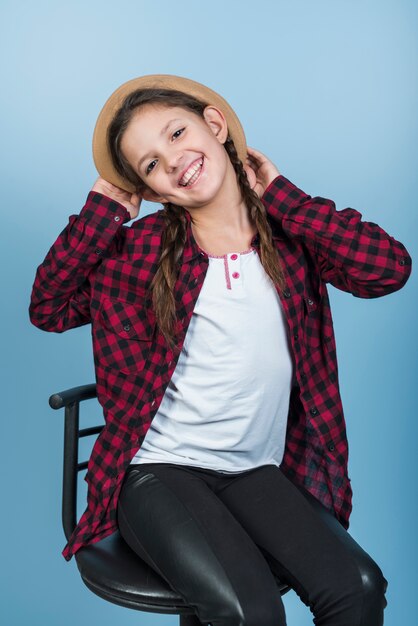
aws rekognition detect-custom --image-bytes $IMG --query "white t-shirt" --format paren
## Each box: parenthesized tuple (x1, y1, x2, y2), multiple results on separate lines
(130, 245, 295, 473)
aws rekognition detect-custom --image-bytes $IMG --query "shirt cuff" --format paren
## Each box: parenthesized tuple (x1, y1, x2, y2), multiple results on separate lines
(78, 191, 133, 228)
(261, 174, 311, 214)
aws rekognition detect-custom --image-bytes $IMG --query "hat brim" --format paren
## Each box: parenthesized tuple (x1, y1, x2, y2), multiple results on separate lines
(92, 74, 247, 194)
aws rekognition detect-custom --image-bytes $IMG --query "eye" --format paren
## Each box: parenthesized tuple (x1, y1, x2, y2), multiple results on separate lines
(146, 160, 157, 175)
(172, 127, 185, 139)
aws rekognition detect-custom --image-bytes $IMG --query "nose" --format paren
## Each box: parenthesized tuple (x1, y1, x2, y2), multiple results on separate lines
(165, 150, 184, 174)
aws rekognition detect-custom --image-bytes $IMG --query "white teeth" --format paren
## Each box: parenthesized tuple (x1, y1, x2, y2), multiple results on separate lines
(179, 158, 203, 186)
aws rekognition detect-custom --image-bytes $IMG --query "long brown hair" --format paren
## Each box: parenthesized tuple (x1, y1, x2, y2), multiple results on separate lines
(108, 88, 286, 353)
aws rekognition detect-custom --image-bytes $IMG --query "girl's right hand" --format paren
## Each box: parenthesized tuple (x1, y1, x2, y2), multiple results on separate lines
(91, 176, 142, 220)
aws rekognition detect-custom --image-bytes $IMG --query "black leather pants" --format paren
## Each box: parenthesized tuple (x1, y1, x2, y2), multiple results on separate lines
(117, 462, 388, 625)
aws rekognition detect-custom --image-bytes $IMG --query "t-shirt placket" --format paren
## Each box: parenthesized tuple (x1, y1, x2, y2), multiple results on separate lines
(204, 248, 254, 289)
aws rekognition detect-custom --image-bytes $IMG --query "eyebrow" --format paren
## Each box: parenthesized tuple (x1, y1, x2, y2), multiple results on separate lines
(136, 118, 184, 171)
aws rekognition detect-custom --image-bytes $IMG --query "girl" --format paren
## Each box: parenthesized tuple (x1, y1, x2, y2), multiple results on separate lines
(29, 74, 411, 625)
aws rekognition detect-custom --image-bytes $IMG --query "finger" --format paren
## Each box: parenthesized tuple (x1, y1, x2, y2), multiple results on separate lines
(247, 146, 267, 161)
(246, 151, 262, 164)
(247, 146, 263, 156)
(247, 146, 264, 155)
(247, 158, 260, 170)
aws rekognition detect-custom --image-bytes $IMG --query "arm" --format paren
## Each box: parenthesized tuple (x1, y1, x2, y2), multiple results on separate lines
(262, 175, 412, 298)
(29, 191, 131, 332)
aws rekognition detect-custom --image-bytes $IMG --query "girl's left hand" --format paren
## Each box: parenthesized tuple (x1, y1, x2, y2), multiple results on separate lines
(244, 146, 281, 198)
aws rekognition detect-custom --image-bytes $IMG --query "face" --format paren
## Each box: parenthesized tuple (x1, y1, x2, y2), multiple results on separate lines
(120, 103, 233, 209)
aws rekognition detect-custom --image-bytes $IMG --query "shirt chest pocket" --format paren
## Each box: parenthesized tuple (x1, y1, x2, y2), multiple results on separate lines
(95, 297, 156, 374)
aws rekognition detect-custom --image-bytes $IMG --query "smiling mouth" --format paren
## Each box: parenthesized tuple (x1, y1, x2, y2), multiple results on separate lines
(178, 157, 204, 187)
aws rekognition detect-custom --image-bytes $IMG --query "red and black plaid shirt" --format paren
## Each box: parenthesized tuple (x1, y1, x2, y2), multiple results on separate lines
(29, 174, 412, 561)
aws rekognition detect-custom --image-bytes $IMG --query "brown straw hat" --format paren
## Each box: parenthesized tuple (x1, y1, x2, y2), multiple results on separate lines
(92, 74, 247, 193)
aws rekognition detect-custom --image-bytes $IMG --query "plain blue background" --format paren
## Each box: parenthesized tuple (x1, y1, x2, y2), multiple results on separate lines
(1, 0, 416, 624)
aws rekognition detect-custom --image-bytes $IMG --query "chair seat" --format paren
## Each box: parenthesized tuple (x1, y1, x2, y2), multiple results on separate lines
(75, 530, 291, 613)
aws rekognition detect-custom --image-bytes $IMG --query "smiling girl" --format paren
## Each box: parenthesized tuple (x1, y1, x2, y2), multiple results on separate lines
(30, 74, 411, 625)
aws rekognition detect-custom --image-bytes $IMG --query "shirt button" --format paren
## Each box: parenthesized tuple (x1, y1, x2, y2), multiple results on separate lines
(95, 248, 102, 255)
(230, 254, 238, 260)
(114, 215, 121, 222)
(232, 272, 240, 279)
(327, 443, 335, 452)
(310, 407, 319, 416)
(307, 298, 314, 306)
(283, 289, 291, 298)
(123, 324, 131, 331)
(399, 258, 406, 265)
(300, 373, 307, 381)
(294, 333, 299, 340)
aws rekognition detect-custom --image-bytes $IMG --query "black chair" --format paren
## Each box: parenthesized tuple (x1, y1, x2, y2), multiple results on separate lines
(49, 383, 292, 625)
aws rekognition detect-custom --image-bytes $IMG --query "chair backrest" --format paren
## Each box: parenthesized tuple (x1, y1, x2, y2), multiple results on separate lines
(49, 384, 101, 541)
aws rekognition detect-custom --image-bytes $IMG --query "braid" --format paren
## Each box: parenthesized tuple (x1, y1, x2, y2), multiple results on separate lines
(224, 136, 287, 292)
(149, 202, 186, 354)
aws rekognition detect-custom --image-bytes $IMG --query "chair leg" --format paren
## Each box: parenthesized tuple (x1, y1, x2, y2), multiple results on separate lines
(179, 614, 205, 626)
